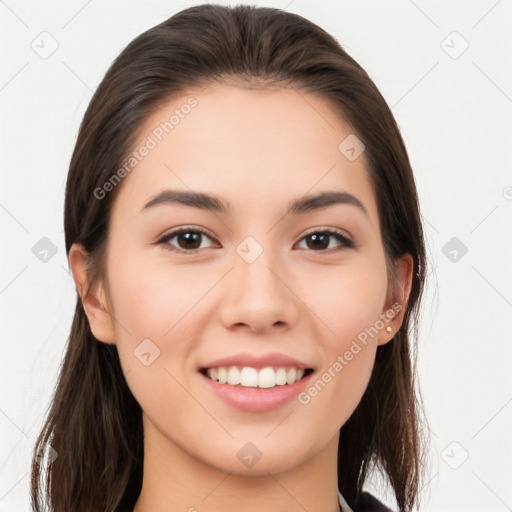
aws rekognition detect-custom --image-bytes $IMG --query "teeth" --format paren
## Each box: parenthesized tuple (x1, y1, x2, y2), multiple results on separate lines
(258, 367, 275, 388)
(241, 367, 259, 387)
(227, 366, 240, 385)
(275, 368, 287, 385)
(287, 368, 296, 385)
(217, 367, 227, 384)
(205, 366, 308, 388)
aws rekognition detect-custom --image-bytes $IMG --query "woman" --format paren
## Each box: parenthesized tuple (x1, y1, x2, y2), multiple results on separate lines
(31, 4, 429, 511)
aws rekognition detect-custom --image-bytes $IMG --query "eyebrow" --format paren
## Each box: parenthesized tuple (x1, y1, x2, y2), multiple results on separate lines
(140, 189, 368, 218)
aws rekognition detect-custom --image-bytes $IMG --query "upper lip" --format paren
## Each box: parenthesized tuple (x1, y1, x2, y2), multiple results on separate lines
(199, 352, 314, 370)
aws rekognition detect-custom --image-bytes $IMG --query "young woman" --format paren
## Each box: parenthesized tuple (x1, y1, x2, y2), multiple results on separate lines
(31, 4, 429, 511)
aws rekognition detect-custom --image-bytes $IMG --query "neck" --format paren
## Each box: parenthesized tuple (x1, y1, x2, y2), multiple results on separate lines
(133, 415, 342, 512)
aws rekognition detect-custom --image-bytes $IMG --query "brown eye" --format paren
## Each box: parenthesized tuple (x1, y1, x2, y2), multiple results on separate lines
(158, 228, 217, 253)
(157, 227, 355, 254)
(296, 230, 354, 252)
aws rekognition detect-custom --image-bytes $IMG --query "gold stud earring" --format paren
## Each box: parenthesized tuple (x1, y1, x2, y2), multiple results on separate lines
(385, 326, 392, 333)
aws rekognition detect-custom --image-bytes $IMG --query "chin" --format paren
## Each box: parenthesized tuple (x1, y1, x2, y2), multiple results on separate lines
(196, 436, 315, 476)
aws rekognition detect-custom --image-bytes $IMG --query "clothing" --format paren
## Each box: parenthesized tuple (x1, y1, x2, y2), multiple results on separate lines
(339, 490, 394, 511)
(115, 490, 393, 511)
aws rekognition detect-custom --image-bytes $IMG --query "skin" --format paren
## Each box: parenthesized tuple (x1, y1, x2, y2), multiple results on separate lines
(69, 81, 413, 512)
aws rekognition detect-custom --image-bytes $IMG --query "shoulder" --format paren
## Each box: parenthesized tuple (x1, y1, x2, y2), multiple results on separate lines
(353, 491, 395, 512)
(116, 490, 393, 512)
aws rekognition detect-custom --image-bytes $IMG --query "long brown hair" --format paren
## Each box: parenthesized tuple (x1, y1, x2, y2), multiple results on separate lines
(31, 4, 429, 511)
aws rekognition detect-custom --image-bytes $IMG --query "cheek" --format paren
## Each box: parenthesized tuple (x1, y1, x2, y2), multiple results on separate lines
(107, 250, 212, 340)
(106, 250, 219, 397)
(108, 239, 387, 424)
(295, 256, 386, 416)
(108, 261, 206, 422)
(302, 253, 388, 342)
(294, 315, 378, 441)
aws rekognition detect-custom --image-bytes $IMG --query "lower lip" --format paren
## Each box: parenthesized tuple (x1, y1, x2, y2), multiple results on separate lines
(199, 371, 314, 412)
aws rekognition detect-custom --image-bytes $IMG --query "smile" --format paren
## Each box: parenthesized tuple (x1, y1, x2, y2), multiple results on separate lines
(200, 366, 314, 389)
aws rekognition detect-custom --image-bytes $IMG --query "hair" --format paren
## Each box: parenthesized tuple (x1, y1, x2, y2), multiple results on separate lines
(31, 4, 429, 511)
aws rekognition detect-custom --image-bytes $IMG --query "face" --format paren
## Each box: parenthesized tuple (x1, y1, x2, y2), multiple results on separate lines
(78, 82, 408, 476)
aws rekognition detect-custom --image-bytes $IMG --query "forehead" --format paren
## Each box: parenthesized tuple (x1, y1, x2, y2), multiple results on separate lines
(114, 82, 378, 225)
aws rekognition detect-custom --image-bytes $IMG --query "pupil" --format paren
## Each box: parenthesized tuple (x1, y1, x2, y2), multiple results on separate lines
(179, 232, 201, 249)
(309, 233, 328, 250)
(176, 232, 331, 251)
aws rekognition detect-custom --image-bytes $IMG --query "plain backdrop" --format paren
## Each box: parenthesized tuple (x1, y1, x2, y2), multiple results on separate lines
(1, 1, 511, 510)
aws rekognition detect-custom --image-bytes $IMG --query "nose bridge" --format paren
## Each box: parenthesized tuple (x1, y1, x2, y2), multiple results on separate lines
(233, 234, 284, 299)
(218, 234, 298, 331)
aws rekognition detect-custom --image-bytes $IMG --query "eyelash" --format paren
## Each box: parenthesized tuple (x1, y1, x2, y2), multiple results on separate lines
(156, 226, 356, 254)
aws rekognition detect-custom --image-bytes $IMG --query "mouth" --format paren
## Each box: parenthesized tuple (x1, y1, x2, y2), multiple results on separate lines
(199, 366, 315, 389)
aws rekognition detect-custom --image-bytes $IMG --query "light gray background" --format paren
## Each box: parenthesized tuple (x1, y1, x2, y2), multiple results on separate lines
(1, 0, 511, 510)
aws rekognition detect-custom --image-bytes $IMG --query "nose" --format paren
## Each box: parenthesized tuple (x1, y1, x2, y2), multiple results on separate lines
(218, 247, 299, 334)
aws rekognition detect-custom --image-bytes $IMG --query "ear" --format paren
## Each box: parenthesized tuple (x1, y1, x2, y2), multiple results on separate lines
(68, 243, 116, 344)
(377, 252, 414, 346)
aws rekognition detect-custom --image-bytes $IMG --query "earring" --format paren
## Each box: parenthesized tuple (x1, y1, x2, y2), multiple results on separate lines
(385, 326, 392, 333)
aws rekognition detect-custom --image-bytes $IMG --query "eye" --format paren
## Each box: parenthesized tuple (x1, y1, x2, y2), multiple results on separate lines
(156, 227, 355, 254)
(157, 227, 218, 253)
(295, 229, 355, 252)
